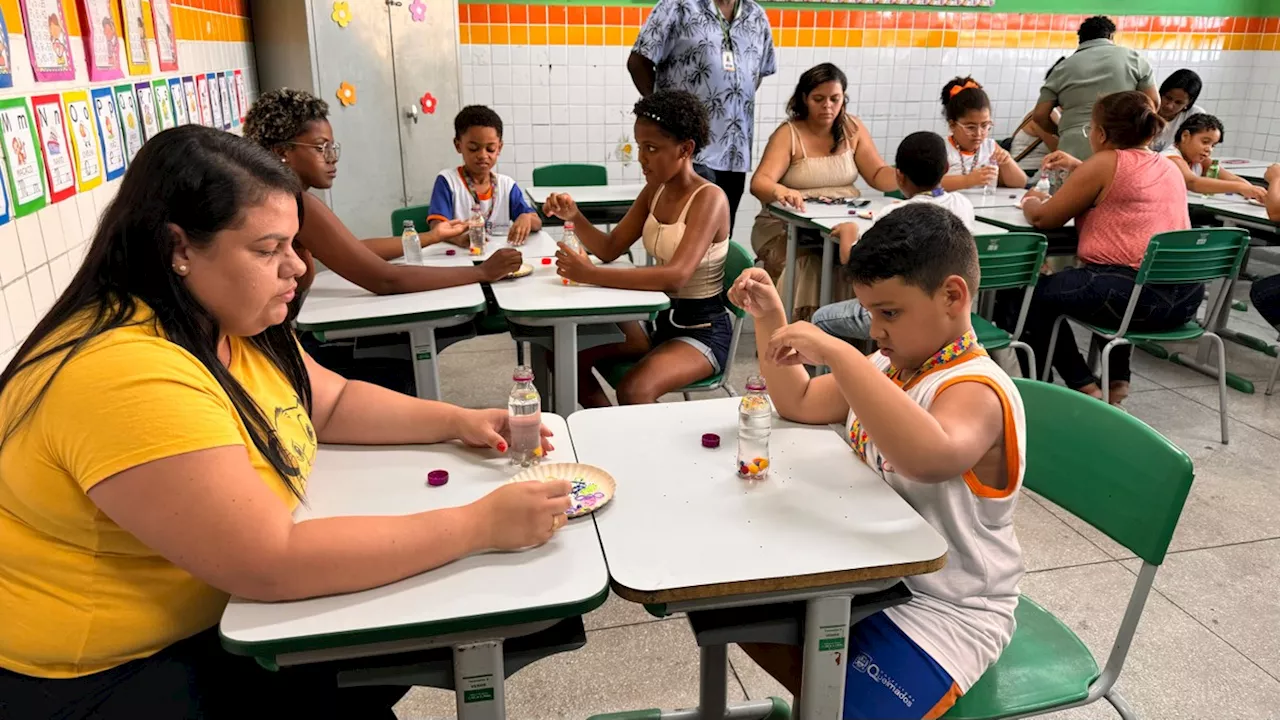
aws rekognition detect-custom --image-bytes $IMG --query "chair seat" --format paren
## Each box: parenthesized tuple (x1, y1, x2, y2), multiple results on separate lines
(600, 360, 723, 390)
(944, 596, 1099, 719)
(972, 314, 1012, 351)
(1074, 319, 1206, 343)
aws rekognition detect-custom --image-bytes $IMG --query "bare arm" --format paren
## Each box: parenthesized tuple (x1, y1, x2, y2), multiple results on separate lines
(1032, 100, 1059, 137)
(544, 185, 654, 262)
(1021, 151, 1114, 229)
(1142, 85, 1160, 110)
(995, 146, 1028, 188)
(627, 52, 656, 97)
(1167, 156, 1265, 198)
(850, 117, 897, 192)
(1026, 119, 1060, 153)
(1267, 165, 1280, 222)
(750, 125, 797, 204)
(942, 171, 982, 192)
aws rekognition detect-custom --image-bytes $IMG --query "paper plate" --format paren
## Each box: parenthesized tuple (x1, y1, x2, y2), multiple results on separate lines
(505, 263, 534, 279)
(510, 462, 615, 518)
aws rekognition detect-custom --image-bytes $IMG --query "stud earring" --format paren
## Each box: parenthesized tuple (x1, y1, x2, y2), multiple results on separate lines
(173, 264, 188, 275)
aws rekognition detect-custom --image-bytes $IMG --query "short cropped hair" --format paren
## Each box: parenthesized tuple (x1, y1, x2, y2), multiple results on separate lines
(454, 105, 503, 140)
(845, 203, 978, 293)
(895, 132, 948, 189)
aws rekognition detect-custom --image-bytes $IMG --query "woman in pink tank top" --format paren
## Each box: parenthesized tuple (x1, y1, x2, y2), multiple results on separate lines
(1015, 91, 1200, 404)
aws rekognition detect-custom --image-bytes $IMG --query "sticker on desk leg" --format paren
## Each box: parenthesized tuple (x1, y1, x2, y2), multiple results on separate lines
(509, 462, 615, 517)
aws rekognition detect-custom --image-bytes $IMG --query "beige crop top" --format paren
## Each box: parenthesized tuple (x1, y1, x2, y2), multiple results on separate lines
(642, 183, 727, 300)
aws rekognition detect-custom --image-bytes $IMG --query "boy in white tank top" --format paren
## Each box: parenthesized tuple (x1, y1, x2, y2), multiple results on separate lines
(728, 203, 1025, 719)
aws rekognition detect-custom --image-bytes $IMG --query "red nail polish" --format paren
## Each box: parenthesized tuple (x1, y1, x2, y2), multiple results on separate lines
(498, 441, 508, 452)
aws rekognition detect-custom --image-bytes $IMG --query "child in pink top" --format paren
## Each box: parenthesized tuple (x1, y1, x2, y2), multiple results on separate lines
(1016, 91, 1199, 405)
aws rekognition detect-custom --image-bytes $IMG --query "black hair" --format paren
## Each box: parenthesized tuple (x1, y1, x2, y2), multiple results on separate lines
(845, 203, 978, 294)
(940, 76, 990, 123)
(787, 63, 852, 154)
(1078, 16, 1116, 43)
(895, 131, 948, 190)
(633, 90, 710, 153)
(454, 105, 504, 140)
(0, 126, 312, 500)
(244, 88, 329, 152)
(1093, 90, 1165, 149)
(1159, 69, 1203, 108)
(1176, 113, 1225, 145)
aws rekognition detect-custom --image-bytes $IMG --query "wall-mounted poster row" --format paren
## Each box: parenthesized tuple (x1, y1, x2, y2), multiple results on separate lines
(0, 70, 248, 227)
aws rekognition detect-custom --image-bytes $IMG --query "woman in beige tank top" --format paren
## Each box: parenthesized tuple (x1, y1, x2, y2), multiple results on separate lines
(750, 63, 899, 321)
(543, 91, 732, 408)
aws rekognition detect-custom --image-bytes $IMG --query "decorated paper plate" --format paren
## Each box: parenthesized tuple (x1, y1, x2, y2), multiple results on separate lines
(505, 263, 534, 279)
(510, 462, 615, 518)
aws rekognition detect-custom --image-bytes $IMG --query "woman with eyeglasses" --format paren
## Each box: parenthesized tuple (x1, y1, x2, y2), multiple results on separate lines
(939, 77, 1027, 192)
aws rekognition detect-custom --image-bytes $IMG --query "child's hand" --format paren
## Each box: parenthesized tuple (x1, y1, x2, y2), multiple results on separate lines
(1021, 188, 1050, 206)
(970, 165, 998, 188)
(542, 193, 579, 220)
(1041, 151, 1081, 173)
(453, 408, 555, 454)
(1242, 184, 1268, 202)
(430, 219, 470, 246)
(832, 222, 861, 264)
(555, 242, 594, 284)
(1265, 164, 1280, 185)
(508, 214, 536, 245)
(767, 321, 840, 368)
(773, 186, 806, 211)
(728, 268, 784, 319)
(990, 145, 1012, 166)
(478, 248, 524, 281)
(471, 480, 573, 551)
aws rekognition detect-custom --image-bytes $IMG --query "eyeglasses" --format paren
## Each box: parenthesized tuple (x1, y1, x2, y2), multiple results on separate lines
(286, 140, 341, 162)
(958, 122, 995, 135)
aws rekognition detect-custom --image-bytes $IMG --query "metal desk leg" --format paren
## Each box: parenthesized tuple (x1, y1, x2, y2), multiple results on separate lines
(1171, 276, 1256, 394)
(553, 321, 579, 416)
(454, 640, 506, 720)
(783, 223, 798, 321)
(798, 595, 852, 720)
(408, 327, 442, 401)
(819, 235, 834, 308)
(699, 644, 729, 720)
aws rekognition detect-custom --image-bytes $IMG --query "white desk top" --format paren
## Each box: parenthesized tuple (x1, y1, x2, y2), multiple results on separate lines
(295, 269, 486, 332)
(811, 214, 1009, 238)
(973, 205, 1075, 231)
(527, 184, 646, 206)
(220, 414, 610, 657)
(1203, 197, 1278, 226)
(958, 187, 1027, 209)
(1215, 157, 1275, 172)
(571, 398, 948, 603)
(491, 259, 670, 318)
(420, 230, 561, 263)
(768, 198, 889, 222)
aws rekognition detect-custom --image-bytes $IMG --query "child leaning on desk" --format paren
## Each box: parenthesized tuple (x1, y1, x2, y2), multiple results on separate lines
(727, 203, 1025, 720)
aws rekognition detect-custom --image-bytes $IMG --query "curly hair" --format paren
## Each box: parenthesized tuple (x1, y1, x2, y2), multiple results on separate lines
(940, 76, 990, 123)
(633, 90, 710, 153)
(1176, 113, 1225, 145)
(454, 105, 504, 139)
(243, 88, 329, 150)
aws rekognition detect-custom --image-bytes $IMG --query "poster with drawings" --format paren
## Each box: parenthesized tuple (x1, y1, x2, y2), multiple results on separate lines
(80, 0, 123, 81)
(150, 0, 177, 71)
(0, 97, 48, 217)
(61, 90, 105, 192)
(182, 76, 200, 126)
(217, 72, 234, 129)
(206, 73, 224, 130)
(234, 70, 249, 123)
(90, 86, 125, 179)
(119, 0, 148, 75)
(195, 74, 212, 127)
(112, 85, 143, 162)
(152, 79, 175, 130)
(134, 81, 159, 141)
(20, 0, 76, 81)
(168, 77, 188, 125)
(31, 94, 76, 203)
(0, 9, 15, 89)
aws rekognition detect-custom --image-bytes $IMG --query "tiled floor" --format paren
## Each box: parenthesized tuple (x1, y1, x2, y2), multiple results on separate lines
(390, 298, 1280, 719)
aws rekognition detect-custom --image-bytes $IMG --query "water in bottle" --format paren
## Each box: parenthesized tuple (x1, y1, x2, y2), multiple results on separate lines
(400, 220, 424, 266)
(1034, 174, 1051, 196)
(561, 222, 584, 286)
(737, 376, 772, 481)
(983, 159, 999, 196)
(469, 203, 486, 256)
(508, 366, 543, 467)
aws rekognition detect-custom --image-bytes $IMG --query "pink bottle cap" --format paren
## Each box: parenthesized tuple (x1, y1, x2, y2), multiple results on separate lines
(541, 257, 552, 265)
(701, 433, 720, 449)
(445, 249, 456, 256)
(427, 470, 449, 486)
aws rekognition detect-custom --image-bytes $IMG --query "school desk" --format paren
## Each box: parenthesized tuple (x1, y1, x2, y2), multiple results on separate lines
(420, 229, 562, 263)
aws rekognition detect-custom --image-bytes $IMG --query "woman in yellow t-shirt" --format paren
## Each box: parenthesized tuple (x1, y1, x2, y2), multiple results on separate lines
(0, 125, 572, 719)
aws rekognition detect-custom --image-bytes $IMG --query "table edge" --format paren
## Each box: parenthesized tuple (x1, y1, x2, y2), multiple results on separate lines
(500, 300, 671, 319)
(1203, 203, 1278, 227)
(295, 302, 487, 334)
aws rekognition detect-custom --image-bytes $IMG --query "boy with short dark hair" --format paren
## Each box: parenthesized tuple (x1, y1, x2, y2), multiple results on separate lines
(728, 203, 1025, 720)
(814, 131, 975, 343)
(427, 105, 542, 246)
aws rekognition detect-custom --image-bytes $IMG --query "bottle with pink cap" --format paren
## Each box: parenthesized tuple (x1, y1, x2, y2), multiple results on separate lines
(737, 375, 772, 480)
(508, 365, 542, 467)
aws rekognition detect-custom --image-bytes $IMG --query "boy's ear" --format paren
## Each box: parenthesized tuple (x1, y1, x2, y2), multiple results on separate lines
(453, 137, 462, 153)
(894, 168, 907, 189)
(941, 274, 970, 316)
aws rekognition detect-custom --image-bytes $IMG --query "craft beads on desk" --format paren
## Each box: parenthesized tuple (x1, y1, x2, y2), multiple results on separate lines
(469, 246, 483, 256)
(737, 376, 773, 480)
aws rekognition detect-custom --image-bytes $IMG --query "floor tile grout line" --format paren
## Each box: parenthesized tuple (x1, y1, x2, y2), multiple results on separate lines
(584, 614, 680, 634)
(1163, 535, 1280, 557)
(1023, 492, 1137, 565)
(1024, 556, 1123, 575)
(727, 657, 751, 701)
(1164, 383, 1280, 445)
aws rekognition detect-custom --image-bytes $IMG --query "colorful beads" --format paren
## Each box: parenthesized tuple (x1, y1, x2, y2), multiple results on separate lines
(469, 246, 483, 256)
(738, 457, 769, 477)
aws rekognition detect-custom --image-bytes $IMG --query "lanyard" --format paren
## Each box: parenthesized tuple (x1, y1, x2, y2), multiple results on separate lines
(460, 167, 498, 224)
(717, 0, 739, 52)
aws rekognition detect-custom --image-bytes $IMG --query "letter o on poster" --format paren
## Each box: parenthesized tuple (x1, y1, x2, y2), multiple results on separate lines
(62, 90, 105, 192)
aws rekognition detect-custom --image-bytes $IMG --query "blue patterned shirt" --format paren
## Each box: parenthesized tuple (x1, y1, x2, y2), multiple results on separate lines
(632, 0, 776, 173)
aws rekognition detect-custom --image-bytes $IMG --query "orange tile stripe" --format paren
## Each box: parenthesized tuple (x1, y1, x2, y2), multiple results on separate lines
(458, 7, 1280, 50)
(0, 0, 250, 43)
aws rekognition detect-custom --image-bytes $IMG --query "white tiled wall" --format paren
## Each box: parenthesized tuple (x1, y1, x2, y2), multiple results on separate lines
(0, 35, 258, 366)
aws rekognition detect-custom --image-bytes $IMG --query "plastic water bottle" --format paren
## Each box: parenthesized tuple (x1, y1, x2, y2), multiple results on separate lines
(561, 222, 584, 286)
(468, 203, 485, 256)
(508, 366, 542, 467)
(400, 220, 423, 265)
(983, 159, 999, 196)
(1034, 174, 1051, 196)
(737, 376, 772, 480)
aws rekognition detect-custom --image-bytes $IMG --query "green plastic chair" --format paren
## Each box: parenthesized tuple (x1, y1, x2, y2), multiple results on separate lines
(972, 233, 1047, 380)
(944, 378, 1194, 720)
(532, 164, 608, 187)
(599, 241, 754, 400)
(390, 204, 433, 235)
(1042, 228, 1248, 444)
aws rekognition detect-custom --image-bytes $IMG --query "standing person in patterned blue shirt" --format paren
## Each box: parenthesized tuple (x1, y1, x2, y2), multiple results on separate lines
(627, 0, 776, 236)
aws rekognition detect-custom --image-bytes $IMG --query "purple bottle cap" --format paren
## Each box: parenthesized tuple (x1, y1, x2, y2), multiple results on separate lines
(445, 248, 456, 256)
(427, 470, 449, 486)
(701, 433, 720, 449)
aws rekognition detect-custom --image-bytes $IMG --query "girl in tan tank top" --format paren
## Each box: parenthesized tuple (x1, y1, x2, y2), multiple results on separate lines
(749, 63, 899, 320)
(542, 90, 733, 409)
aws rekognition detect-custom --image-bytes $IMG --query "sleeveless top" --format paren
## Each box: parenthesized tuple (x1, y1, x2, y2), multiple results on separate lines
(845, 339, 1026, 692)
(775, 119, 859, 197)
(1076, 149, 1191, 269)
(643, 183, 727, 300)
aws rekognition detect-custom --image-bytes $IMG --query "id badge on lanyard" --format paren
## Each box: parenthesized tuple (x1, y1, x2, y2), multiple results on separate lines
(719, 0, 738, 73)
(722, 48, 736, 72)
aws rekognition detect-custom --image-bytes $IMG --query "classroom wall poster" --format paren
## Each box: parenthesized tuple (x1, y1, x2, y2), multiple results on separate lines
(62, 90, 104, 192)
(112, 84, 143, 162)
(133, 80, 158, 140)
(90, 86, 125, 179)
(149, 0, 177, 71)
(217, 72, 234, 129)
(152, 79, 175, 130)
(206, 72, 224, 130)
(78, 0, 123, 81)
(20, 0, 76, 81)
(182, 76, 199, 125)
(31, 94, 76, 203)
(119, 0, 148, 75)
(0, 97, 49, 217)
(194, 74, 211, 127)
(234, 70, 248, 123)
(0, 11, 14, 89)
(168, 77, 188, 125)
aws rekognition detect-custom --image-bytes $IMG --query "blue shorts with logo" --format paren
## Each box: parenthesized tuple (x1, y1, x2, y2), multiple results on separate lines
(843, 611, 960, 720)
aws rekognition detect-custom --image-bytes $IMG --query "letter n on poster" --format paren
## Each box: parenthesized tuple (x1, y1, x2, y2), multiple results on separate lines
(150, 0, 178, 72)
(20, 0, 76, 82)
(0, 97, 49, 217)
(78, 0, 124, 82)
(31, 94, 77, 203)
(90, 86, 126, 180)
(62, 90, 105, 192)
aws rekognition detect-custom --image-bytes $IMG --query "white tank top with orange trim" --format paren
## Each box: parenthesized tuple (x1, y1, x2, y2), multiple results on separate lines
(845, 350, 1026, 691)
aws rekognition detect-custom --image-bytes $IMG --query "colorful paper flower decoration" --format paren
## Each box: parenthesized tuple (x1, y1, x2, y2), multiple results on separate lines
(420, 92, 437, 115)
(409, 0, 427, 22)
(331, 1, 352, 28)
(336, 82, 357, 107)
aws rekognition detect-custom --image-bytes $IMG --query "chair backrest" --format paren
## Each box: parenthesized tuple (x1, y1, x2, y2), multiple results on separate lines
(532, 164, 608, 187)
(1013, 378, 1193, 566)
(390, 204, 432, 235)
(1135, 228, 1250, 287)
(722, 241, 754, 319)
(975, 232, 1048, 292)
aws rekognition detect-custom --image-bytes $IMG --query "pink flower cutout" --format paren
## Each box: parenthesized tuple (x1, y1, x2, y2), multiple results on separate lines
(420, 92, 437, 115)
(409, 0, 427, 22)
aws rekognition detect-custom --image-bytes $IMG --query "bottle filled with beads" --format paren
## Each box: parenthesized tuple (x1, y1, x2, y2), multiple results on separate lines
(507, 366, 542, 467)
(737, 376, 772, 480)
(468, 203, 485, 256)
